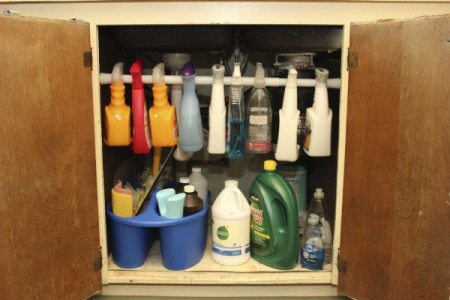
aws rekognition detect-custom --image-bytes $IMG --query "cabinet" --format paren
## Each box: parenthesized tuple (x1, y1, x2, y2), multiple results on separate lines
(0, 3, 448, 299)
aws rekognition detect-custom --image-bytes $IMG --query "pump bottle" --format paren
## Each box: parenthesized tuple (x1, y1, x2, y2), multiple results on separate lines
(274, 67, 300, 162)
(304, 68, 332, 156)
(104, 62, 132, 146)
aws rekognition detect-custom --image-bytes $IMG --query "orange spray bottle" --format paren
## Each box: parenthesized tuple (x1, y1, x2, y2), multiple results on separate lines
(104, 62, 132, 146)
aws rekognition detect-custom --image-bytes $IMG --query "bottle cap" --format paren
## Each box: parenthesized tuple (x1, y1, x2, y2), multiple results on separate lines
(184, 185, 195, 193)
(152, 63, 165, 85)
(315, 68, 329, 84)
(264, 160, 277, 171)
(192, 167, 201, 173)
(179, 177, 189, 184)
(231, 62, 242, 85)
(254, 62, 265, 88)
(181, 61, 196, 77)
(314, 188, 324, 199)
(224, 180, 238, 188)
(111, 62, 124, 84)
(212, 64, 225, 81)
(307, 213, 319, 225)
(285, 67, 298, 89)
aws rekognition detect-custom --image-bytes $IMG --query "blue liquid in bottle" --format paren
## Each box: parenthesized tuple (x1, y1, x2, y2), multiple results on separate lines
(227, 65, 245, 159)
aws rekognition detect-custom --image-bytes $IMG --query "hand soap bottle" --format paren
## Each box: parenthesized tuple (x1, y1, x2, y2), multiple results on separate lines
(104, 62, 131, 146)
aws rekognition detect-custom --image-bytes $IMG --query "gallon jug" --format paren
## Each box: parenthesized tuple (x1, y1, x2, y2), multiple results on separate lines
(249, 160, 299, 270)
(212, 180, 251, 265)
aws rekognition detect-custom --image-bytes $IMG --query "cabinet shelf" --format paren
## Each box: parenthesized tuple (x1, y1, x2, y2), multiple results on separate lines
(107, 235, 332, 285)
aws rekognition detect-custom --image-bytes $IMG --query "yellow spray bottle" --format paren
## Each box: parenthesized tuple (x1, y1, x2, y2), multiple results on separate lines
(104, 62, 132, 146)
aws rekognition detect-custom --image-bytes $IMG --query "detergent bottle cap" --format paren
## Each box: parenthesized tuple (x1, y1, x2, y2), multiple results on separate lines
(254, 62, 265, 88)
(314, 188, 325, 199)
(264, 160, 277, 171)
(181, 62, 196, 77)
(152, 63, 165, 86)
(231, 62, 242, 86)
(111, 62, 124, 84)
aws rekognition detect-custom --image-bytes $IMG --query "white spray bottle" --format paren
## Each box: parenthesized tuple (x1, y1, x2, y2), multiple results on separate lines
(208, 64, 226, 154)
(275, 67, 300, 162)
(303, 68, 332, 157)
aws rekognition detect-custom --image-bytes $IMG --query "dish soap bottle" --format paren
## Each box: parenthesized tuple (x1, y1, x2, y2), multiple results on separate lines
(226, 62, 245, 159)
(149, 63, 178, 147)
(212, 180, 250, 265)
(104, 62, 132, 146)
(304, 68, 332, 157)
(300, 213, 325, 270)
(249, 160, 299, 270)
(178, 62, 204, 152)
(274, 67, 300, 162)
(245, 62, 272, 154)
(208, 64, 226, 154)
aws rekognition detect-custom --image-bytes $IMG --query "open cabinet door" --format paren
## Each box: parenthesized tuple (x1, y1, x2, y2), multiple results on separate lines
(0, 15, 101, 299)
(339, 14, 449, 299)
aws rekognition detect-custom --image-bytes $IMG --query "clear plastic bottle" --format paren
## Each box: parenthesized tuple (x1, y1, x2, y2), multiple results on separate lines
(226, 62, 245, 159)
(300, 213, 324, 270)
(305, 188, 333, 265)
(245, 62, 272, 154)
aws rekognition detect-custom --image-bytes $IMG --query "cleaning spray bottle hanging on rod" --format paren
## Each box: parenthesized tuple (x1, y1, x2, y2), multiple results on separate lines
(130, 59, 151, 154)
(104, 62, 132, 146)
(178, 62, 204, 152)
(208, 64, 226, 154)
(226, 62, 245, 159)
(304, 68, 332, 157)
(275, 67, 300, 162)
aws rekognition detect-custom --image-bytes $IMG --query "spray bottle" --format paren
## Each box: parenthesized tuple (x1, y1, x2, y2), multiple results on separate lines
(208, 64, 226, 154)
(304, 68, 332, 156)
(130, 60, 151, 154)
(245, 62, 272, 153)
(226, 62, 245, 159)
(104, 62, 132, 146)
(274, 67, 300, 162)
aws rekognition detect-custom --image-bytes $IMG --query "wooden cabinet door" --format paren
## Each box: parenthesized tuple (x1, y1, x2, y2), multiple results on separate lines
(339, 14, 449, 299)
(0, 15, 101, 299)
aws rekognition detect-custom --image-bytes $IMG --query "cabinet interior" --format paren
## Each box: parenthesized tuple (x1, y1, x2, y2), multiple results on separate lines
(97, 24, 343, 285)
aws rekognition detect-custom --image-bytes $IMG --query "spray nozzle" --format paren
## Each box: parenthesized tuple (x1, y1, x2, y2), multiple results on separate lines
(130, 60, 143, 89)
(111, 62, 124, 84)
(212, 64, 225, 82)
(254, 62, 265, 88)
(231, 62, 242, 85)
(152, 63, 166, 86)
(315, 68, 329, 85)
(286, 67, 298, 88)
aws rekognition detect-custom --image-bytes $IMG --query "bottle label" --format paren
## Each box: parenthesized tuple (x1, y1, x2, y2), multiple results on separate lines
(301, 240, 325, 270)
(249, 115, 268, 125)
(250, 194, 270, 251)
(304, 116, 311, 151)
(212, 221, 250, 257)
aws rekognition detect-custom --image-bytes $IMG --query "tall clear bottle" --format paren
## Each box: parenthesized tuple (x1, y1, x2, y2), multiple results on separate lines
(245, 62, 272, 154)
(226, 62, 245, 159)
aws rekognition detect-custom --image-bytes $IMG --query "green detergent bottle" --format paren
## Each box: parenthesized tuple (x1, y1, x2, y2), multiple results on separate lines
(249, 160, 300, 270)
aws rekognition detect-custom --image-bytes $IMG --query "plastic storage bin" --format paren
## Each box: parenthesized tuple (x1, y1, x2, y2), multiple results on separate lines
(107, 189, 210, 270)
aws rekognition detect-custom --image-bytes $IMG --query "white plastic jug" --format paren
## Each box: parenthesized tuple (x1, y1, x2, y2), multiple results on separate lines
(212, 180, 251, 265)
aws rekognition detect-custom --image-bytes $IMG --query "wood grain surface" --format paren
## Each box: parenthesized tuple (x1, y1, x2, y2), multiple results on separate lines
(0, 15, 102, 299)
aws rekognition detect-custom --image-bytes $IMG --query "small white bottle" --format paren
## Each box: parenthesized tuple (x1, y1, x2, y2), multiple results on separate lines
(208, 64, 226, 154)
(275, 67, 300, 162)
(303, 68, 332, 157)
(188, 167, 208, 202)
(212, 180, 251, 265)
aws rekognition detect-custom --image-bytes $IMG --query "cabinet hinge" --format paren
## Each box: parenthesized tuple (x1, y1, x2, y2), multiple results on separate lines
(83, 51, 93, 69)
(93, 254, 102, 272)
(347, 50, 359, 69)
(337, 253, 348, 273)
